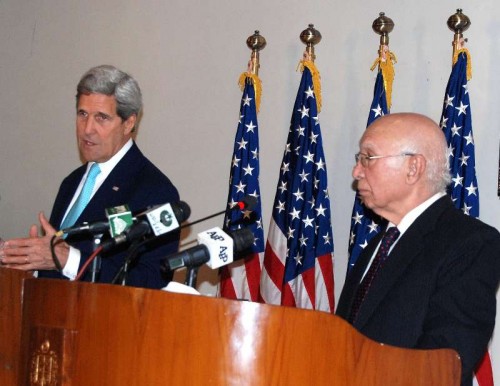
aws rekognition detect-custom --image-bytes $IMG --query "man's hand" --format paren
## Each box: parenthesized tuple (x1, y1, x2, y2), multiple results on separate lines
(0, 212, 70, 271)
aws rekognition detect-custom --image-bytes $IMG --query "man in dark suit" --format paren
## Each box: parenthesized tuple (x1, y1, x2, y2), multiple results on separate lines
(0, 65, 180, 288)
(336, 112, 499, 386)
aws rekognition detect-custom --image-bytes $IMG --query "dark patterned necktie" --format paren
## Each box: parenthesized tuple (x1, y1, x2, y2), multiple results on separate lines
(348, 226, 400, 323)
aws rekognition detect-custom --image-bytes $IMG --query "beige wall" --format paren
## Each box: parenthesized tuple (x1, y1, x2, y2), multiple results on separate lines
(1, 0, 499, 381)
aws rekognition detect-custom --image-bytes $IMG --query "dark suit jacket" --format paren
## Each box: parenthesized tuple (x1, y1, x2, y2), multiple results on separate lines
(39, 142, 180, 289)
(336, 196, 500, 386)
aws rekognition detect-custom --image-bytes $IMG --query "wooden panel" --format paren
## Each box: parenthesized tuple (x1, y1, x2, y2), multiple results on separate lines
(20, 279, 461, 385)
(0, 268, 33, 386)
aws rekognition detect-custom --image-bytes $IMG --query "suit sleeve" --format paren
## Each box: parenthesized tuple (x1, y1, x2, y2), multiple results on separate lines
(415, 226, 500, 384)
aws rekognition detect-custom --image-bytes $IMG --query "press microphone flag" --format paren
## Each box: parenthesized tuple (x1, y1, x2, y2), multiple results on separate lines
(56, 201, 190, 238)
(162, 227, 254, 271)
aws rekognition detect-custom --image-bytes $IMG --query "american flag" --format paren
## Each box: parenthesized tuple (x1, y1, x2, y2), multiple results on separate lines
(347, 69, 388, 273)
(439, 50, 479, 217)
(260, 62, 334, 312)
(218, 74, 265, 302)
(439, 49, 490, 385)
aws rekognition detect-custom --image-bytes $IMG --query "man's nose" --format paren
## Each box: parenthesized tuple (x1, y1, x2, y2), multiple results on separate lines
(352, 162, 364, 180)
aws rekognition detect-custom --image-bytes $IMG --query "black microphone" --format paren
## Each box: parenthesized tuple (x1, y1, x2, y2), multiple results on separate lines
(235, 195, 258, 211)
(100, 201, 191, 253)
(55, 221, 110, 237)
(162, 227, 254, 271)
(180, 195, 258, 229)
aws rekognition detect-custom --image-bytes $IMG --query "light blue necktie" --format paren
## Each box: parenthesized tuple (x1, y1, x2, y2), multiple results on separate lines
(60, 163, 101, 229)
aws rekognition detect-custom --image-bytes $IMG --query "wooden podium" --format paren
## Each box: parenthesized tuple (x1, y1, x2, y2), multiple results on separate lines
(14, 278, 461, 385)
(0, 268, 33, 385)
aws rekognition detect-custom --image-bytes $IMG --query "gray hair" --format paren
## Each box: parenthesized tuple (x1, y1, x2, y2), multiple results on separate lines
(76, 65, 142, 122)
(401, 128, 451, 194)
(427, 140, 452, 193)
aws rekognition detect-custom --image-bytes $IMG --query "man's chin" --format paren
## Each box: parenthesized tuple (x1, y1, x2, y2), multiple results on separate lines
(358, 194, 373, 208)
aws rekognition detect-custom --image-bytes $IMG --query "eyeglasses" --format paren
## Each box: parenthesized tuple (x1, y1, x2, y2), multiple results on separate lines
(354, 152, 417, 168)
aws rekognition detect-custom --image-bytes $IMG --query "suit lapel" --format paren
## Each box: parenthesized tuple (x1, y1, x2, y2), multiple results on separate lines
(51, 166, 87, 227)
(336, 232, 382, 318)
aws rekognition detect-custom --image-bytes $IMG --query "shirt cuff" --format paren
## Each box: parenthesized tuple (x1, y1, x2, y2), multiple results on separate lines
(62, 246, 81, 280)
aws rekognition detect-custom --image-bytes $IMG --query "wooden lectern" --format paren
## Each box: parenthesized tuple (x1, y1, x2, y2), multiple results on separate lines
(0, 268, 33, 385)
(16, 278, 461, 385)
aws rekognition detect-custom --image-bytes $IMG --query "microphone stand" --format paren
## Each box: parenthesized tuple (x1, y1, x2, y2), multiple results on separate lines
(184, 265, 200, 288)
(111, 240, 142, 286)
(89, 233, 104, 283)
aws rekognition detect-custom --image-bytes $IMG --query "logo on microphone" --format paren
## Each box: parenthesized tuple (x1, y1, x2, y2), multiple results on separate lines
(160, 210, 173, 227)
(145, 203, 180, 236)
(106, 205, 133, 237)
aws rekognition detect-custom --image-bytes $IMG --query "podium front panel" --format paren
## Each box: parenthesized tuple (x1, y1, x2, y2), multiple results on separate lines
(20, 279, 460, 385)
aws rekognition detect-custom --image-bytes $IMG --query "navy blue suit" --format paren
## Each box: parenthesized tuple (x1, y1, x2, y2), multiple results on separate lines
(39, 142, 179, 289)
(336, 196, 500, 386)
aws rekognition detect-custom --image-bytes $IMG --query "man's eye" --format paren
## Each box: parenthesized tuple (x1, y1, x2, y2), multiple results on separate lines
(95, 114, 109, 122)
(77, 111, 87, 118)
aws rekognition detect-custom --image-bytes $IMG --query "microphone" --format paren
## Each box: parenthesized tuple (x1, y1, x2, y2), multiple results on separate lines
(180, 195, 258, 229)
(55, 201, 190, 238)
(55, 221, 110, 237)
(100, 201, 191, 253)
(235, 196, 258, 211)
(162, 227, 254, 271)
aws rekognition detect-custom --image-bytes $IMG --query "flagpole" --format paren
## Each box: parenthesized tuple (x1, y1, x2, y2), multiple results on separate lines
(447, 9, 471, 61)
(299, 24, 323, 112)
(300, 24, 321, 63)
(372, 12, 394, 48)
(246, 30, 266, 76)
(371, 12, 396, 110)
(444, 9, 492, 386)
(218, 30, 266, 302)
(347, 13, 396, 273)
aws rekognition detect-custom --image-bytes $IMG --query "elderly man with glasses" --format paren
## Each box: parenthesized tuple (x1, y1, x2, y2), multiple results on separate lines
(336, 112, 500, 386)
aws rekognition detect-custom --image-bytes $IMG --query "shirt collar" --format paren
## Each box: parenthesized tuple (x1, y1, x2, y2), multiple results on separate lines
(92, 139, 133, 176)
(389, 192, 446, 235)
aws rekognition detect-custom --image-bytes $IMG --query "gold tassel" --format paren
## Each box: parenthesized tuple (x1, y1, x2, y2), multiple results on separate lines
(370, 46, 397, 109)
(298, 60, 322, 113)
(238, 72, 262, 113)
(453, 48, 472, 81)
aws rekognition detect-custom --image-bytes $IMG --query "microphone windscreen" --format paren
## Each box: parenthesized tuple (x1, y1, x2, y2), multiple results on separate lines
(230, 228, 255, 252)
(239, 196, 258, 211)
(174, 201, 191, 223)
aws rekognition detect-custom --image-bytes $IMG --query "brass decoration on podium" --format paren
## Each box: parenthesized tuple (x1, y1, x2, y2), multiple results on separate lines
(26, 326, 77, 385)
(30, 340, 59, 385)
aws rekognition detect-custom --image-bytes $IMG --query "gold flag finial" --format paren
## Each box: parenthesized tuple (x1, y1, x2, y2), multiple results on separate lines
(370, 12, 396, 109)
(246, 30, 266, 76)
(447, 9, 472, 80)
(372, 12, 394, 46)
(298, 24, 322, 112)
(239, 30, 266, 112)
(300, 24, 322, 63)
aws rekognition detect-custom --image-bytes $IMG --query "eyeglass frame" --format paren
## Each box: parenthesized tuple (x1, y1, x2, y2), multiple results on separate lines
(354, 152, 419, 168)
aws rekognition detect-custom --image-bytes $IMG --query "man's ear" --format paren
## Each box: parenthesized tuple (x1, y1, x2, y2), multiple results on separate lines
(123, 114, 137, 135)
(406, 154, 425, 183)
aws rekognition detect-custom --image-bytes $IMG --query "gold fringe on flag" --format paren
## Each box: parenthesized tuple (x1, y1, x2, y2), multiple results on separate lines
(453, 48, 472, 81)
(238, 72, 262, 113)
(370, 45, 397, 109)
(298, 60, 322, 113)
